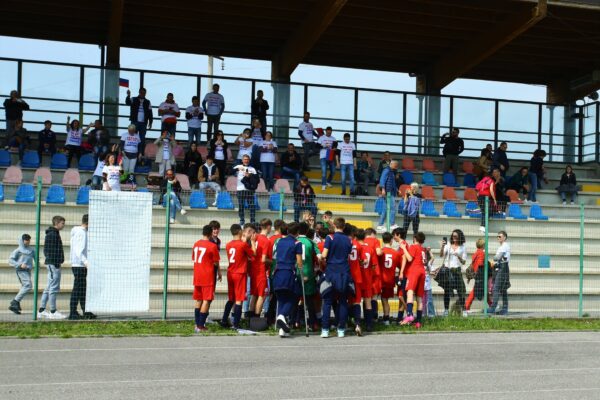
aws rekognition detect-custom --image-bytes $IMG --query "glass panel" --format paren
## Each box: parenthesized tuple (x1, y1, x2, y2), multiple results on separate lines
(22, 63, 80, 101)
(0, 60, 18, 98)
(406, 95, 450, 156)
(83, 67, 102, 103)
(581, 104, 597, 162)
(453, 98, 495, 130)
(307, 86, 354, 142)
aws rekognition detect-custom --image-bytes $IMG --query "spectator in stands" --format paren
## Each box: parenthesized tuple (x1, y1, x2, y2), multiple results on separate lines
(260, 131, 278, 192)
(281, 143, 302, 188)
(528, 149, 546, 203)
(162, 169, 186, 224)
(294, 176, 317, 223)
(65, 117, 92, 168)
(506, 167, 530, 199)
(88, 120, 110, 162)
(557, 165, 578, 205)
(440, 128, 464, 175)
(356, 151, 374, 196)
(38, 216, 66, 320)
(185, 96, 204, 147)
(376, 160, 400, 232)
(250, 118, 264, 170)
(154, 130, 176, 177)
(120, 124, 141, 175)
(476, 171, 496, 232)
(317, 126, 337, 191)
(208, 130, 228, 186)
(125, 88, 153, 155)
(492, 141, 509, 177)
(202, 83, 225, 143)
(158, 93, 180, 138)
(102, 153, 123, 191)
(492, 167, 509, 214)
(69, 214, 95, 320)
(234, 155, 258, 225)
(198, 156, 221, 206)
(402, 182, 422, 235)
(251, 90, 269, 134)
(234, 128, 253, 165)
(439, 229, 467, 317)
(8, 119, 30, 162)
(38, 120, 57, 160)
(487, 230, 511, 315)
(298, 111, 318, 171)
(337, 133, 356, 196)
(8, 234, 34, 315)
(3, 90, 29, 136)
(91, 153, 106, 190)
(474, 147, 493, 180)
(184, 143, 202, 187)
(377, 151, 391, 179)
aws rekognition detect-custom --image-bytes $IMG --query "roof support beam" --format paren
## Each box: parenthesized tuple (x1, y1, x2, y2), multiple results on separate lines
(547, 71, 600, 103)
(106, 0, 124, 67)
(425, 0, 547, 92)
(272, 0, 347, 80)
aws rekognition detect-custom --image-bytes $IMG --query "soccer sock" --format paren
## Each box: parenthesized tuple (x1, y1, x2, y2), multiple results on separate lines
(406, 303, 414, 316)
(352, 304, 361, 323)
(371, 300, 378, 319)
(222, 301, 234, 323)
(398, 310, 404, 321)
(383, 315, 389, 321)
(194, 308, 201, 326)
(416, 310, 423, 323)
(365, 308, 373, 329)
(199, 312, 209, 327)
(233, 304, 242, 327)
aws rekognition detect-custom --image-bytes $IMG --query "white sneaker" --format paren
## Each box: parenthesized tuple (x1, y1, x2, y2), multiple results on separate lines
(562, 201, 566, 205)
(376, 225, 385, 233)
(390, 224, 399, 230)
(570, 201, 574, 205)
(462, 311, 468, 317)
(320, 329, 329, 338)
(211, 201, 217, 207)
(180, 209, 187, 215)
(48, 311, 66, 320)
(479, 226, 486, 232)
(170, 218, 175, 224)
(322, 185, 326, 191)
(38, 310, 51, 319)
(326, 182, 332, 188)
(278, 328, 289, 338)
(337, 328, 345, 338)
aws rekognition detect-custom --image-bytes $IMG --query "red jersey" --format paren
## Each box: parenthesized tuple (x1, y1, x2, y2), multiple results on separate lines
(365, 236, 382, 280)
(192, 239, 220, 286)
(471, 248, 485, 273)
(251, 234, 270, 279)
(267, 233, 282, 261)
(349, 239, 363, 284)
(317, 241, 325, 254)
(226, 240, 254, 274)
(360, 243, 377, 282)
(406, 243, 426, 277)
(364, 237, 381, 253)
(380, 247, 400, 287)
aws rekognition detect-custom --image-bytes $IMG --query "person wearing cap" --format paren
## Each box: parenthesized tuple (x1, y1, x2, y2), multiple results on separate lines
(8, 234, 35, 315)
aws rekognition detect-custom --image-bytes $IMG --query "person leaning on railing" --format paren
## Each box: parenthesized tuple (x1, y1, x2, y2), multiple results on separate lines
(440, 128, 464, 176)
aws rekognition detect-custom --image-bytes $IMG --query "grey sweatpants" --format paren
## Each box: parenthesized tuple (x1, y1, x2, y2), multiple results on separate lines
(14, 268, 32, 302)
(40, 264, 61, 311)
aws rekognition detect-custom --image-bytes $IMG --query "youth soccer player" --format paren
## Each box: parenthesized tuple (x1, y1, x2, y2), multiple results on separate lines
(249, 218, 272, 317)
(364, 228, 383, 319)
(380, 232, 401, 325)
(221, 224, 256, 329)
(192, 225, 221, 332)
(400, 232, 427, 328)
(392, 227, 408, 322)
(296, 222, 320, 329)
(357, 229, 377, 332)
(346, 224, 363, 336)
(266, 220, 286, 325)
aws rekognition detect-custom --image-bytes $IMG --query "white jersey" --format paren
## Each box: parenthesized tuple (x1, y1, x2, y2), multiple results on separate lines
(260, 140, 277, 163)
(185, 105, 204, 128)
(317, 135, 336, 159)
(339, 141, 355, 165)
(121, 133, 141, 154)
(102, 165, 121, 191)
(65, 129, 83, 146)
(299, 121, 315, 142)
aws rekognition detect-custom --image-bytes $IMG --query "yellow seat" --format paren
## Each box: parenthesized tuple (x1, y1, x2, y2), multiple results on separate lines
(318, 201, 363, 213)
(304, 170, 341, 180)
(582, 184, 600, 192)
(345, 220, 373, 229)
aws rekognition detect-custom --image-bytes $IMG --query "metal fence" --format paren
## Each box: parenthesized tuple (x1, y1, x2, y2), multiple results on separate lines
(1, 57, 599, 164)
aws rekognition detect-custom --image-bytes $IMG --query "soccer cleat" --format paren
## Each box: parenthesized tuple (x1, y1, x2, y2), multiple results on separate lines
(354, 325, 362, 337)
(180, 208, 187, 215)
(320, 329, 329, 338)
(400, 315, 415, 325)
(276, 315, 290, 333)
(48, 311, 66, 320)
(337, 328, 345, 338)
(414, 322, 422, 329)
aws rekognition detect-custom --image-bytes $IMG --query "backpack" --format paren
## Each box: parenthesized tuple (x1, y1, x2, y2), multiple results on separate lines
(476, 176, 493, 196)
(242, 173, 259, 191)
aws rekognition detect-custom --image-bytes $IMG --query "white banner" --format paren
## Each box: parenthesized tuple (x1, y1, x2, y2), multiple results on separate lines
(86, 190, 153, 313)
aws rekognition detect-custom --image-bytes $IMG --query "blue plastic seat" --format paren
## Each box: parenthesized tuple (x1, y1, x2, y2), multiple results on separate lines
(421, 200, 439, 217)
(0, 184, 4, 202)
(137, 188, 149, 192)
(442, 172, 459, 187)
(463, 173, 476, 188)
(529, 204, 549, 221)
(244, 194, 261, 211)
(76, 186, 90, 205)
(216, 192, 235, 210)
(46, 185, 65, 204)
(15, 184, 35, 202)
(508, 203, 527, 220)
(78, 154, 96, 171)
(401, 170, 414, 185)
(0, 149, 10, 167)
(421, 172, 438, 186)
(21, 151, 40, 169)
(50, 153, 68, 169)
(268, 193, 287, 211)
(465, 201, 481, 218)
(134, 160, 152, 174)
(442, 201, 462, 218)
(189, 190, 208, 209)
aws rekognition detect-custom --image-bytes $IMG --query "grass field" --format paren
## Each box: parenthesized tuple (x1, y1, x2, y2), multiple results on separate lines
(2, 317, 600, 338)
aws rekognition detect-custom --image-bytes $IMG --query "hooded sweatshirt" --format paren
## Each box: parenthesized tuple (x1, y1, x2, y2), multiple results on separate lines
(8, 237, 35, 270)
(44, 227, 64, 266)
(70, 226, 88, 267)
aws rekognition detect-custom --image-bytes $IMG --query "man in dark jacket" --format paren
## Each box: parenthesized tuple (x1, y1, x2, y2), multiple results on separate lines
(251, 90, 269, 134)
(38, 120, 57, 159)
(88, 120, 111, 160)
(281, 143, 302, 187)
(125, 88, 153, 154)
(440, 128, 464, 175)
(3, 90, 29, 136)
(39, 216, 66, 320)
(493, 142, 510, 177)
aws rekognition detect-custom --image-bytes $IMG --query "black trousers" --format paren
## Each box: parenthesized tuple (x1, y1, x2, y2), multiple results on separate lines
(70, 267, 87, 314)
(206, 114, 221, 143)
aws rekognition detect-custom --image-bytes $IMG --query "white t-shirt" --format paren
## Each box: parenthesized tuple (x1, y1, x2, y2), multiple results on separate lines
(213, 143, 225, 160)
(237, 137, 253, 159)
(495, 242, 511, 263)
(203, 92, 224, 115)
(339, 141, 355, 165)
(93, 161, 105, 177)
(158, 102, 180, 123)
(317, 135, 336, 159)
(65, 129, 83, 146)
(121, 133, 141, 154)
(102, 165, 121, 191)
(185, 105, 204, 129)
(260, 140, 277, 163)
(235, 165, 257, 191)
(161, 138, 171, 160)
(251, 128, 263, 147)
(442, 244, 467, 270)
(137, 102, 145, 123)
(299, 121, 315, 142)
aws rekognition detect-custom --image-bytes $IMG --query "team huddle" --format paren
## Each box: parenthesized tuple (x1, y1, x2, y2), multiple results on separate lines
(191, 218, 430, 337)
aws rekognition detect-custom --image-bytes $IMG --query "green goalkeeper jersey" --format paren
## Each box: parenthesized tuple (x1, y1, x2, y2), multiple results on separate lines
(296, 235, 320, 295)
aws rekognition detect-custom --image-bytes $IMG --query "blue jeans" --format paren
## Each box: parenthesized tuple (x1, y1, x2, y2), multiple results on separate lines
(134, 121, 147, 154)
(320, 158, 335, 186)
(261, 162, 275, 191)
(560, 191, 577, 203)
(91, 175, 103, 190)
(188, 127, 201, 147)
(163, 192, 182, 220)
(528, 173, 538, 202)
(40, 264, 61, 311)
(282, 167, 301, 188)
(340, 164, 355, 193)
(426, 289, 435, 317)
(377, 195, 396, 226)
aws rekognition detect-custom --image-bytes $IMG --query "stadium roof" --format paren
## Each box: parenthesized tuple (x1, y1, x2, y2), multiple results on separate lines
(1, 0, 600, 97)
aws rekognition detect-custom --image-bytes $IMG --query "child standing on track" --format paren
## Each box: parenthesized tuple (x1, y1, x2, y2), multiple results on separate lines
(8, 234, 35, 315)
(364, 228, 383, 320)
(380, 232, 401, 325)
(192, 225, 221, 332)
(357, 229, 378, 332)
(400, 232, 427, 329)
